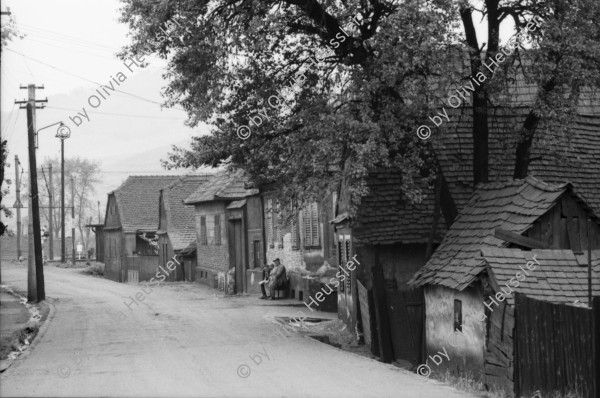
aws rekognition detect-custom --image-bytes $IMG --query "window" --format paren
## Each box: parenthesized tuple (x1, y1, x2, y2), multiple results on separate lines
(206, 215, 215, 244)
(200, 216, 207, 245)
(303, 202, 320, 248)
(136, 233, 158, 256)
(266, 199, 274, 249)
(214, 214, 221, 245)
(454, 300, 463, 332)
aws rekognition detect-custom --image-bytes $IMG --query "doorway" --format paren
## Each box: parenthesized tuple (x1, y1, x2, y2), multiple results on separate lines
(230, 219, 244, 293)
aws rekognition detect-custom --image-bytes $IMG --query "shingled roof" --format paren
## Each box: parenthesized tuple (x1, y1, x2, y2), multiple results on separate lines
(351, 112, 600, 245)
(184, 172, 258, 204)
(111, 175, 180, 233)
(482, 247, 600, 305)
(160, 174, 213, 251)
(408, 177, 597, 290)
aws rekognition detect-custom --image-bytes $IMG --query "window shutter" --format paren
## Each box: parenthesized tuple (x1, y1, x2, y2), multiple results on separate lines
(311, 202, 320, 247)
(214, 214, 221, 245)
(304, 202, 320, 248)
(273, 200, 279, 248)
(200, 216, 207, 245)
(345, 239, 351, 293)
(266, 199, 274, 248)
(291, 209, 299, 250)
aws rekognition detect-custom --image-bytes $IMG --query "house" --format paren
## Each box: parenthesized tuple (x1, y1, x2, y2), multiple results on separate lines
(408, 177, 600, 394)
(183, 172, 261, 294)
(157, 175, 212, 282)
(103, 175, 179, 282)
(331, 108, 600, 365)
(258, 191, 338, 310)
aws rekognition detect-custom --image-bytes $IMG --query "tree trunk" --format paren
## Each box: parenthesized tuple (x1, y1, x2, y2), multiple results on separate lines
(513, 110, 541, 178)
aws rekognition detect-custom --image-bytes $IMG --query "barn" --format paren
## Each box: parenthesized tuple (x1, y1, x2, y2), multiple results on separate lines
(103, 175, 179, 282)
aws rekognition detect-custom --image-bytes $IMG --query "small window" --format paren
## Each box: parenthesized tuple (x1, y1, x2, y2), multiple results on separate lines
(200, 216, 207, 245)
(454, 299, 463, 332)
(206, 215, 215, 244)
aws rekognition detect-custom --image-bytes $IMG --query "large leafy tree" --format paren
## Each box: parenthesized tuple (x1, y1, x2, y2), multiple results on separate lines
(119, 0, 600, 219)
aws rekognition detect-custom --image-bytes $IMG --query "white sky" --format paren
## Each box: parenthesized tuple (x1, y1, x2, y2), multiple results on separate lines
(0, 0, 210, 230)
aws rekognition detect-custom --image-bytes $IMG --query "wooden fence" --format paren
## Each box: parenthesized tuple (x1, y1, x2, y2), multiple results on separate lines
(514, 293, 599, 398)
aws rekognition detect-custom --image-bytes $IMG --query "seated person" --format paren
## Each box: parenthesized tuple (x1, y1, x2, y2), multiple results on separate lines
(260, 258, 286, 300)
(259, 263, 274, 299)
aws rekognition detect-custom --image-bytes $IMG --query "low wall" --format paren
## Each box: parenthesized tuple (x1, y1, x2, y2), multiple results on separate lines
(288, 271, 337, 313)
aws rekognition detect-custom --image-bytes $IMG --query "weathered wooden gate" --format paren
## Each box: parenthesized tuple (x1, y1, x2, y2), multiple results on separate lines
(514, 293, 599, 398)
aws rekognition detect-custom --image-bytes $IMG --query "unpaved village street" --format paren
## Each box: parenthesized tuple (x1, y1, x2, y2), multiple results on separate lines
(0, 262, 475, 398)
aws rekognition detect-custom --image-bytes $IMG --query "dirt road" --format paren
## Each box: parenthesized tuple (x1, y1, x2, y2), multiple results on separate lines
(0, 262, 475, 397)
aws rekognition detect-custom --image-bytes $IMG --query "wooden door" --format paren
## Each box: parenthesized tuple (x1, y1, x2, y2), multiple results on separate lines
(231, 220, 244, 293)
(385, 286, 424, 366)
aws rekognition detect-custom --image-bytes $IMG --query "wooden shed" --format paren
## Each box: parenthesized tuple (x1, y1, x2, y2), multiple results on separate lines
(409, 177, 600, 395)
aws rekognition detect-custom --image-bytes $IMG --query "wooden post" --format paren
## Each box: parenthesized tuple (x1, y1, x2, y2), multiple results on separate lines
(48, 163, 53, 260)
(26, 99, 45, 301)
(593, 297, 599, 398)
(371, 247, 393, 363)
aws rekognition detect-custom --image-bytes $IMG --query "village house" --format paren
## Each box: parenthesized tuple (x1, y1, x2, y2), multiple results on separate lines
(257, 188, 338, 310)
(409, 177, 600, 395)
(157, 174, 212, 282)
(103, 175, 179, 282)
(183, 172, 262, 294)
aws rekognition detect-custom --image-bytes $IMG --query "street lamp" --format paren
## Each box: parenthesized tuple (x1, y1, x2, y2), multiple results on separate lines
(38, 121, 70, 262)
(55, 124, 70, 263)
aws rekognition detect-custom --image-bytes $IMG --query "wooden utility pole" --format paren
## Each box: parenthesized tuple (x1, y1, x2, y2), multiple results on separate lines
(15, 84, 47, 302)
(14, 155, 22, 260)
(48, 164, 54, 260)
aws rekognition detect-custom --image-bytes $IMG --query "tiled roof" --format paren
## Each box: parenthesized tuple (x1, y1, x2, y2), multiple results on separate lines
(162, 175, 213, 251)
(184, 172, 258, 204)
(408, 177, 585, 290)
(112, 176, 180, 233)
(354, 112, 600, 244)
(353, 172, 447, 245)
(482, 247, 600, 305)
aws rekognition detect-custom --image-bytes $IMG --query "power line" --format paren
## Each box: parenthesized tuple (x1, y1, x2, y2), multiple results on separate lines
(45, 106, 186, 120)
(5, 48, 186, 110)
(17, 22, 118, 51)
